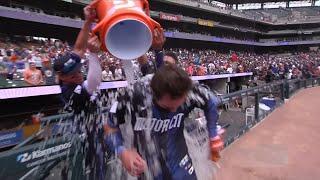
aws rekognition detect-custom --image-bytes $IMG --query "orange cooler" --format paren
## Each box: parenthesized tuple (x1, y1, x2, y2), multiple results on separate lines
(92, 0, 162, 60)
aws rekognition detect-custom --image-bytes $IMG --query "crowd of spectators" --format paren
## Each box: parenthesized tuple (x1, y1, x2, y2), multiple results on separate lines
(0, 36, 127, 88)
(165, 28, 257, 42)
(1, 2, 83, 21)
(244, 6, 320, 23)
(1, 36, 320, 88)
(166, 25, 318, 43)
(146, 49, 320, 81)
(0, 36, 67, 87)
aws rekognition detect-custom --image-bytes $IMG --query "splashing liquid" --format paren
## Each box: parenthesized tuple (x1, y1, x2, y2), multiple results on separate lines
(42, 60, 218, 180)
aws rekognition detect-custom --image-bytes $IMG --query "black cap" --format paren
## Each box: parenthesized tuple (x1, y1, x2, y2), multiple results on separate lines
(53, 52, 82, 75)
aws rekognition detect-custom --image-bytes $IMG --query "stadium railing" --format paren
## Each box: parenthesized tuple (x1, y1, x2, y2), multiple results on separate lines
(0, 73, 253, 99)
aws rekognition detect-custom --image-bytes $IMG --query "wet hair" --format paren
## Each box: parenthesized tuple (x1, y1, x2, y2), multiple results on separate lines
(151, 64, 193, 100)
(164, 51, 179, 64)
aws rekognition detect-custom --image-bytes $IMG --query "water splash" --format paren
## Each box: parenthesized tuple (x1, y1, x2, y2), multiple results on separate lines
(54, 94, 217, 180)
(32, 60, 218, 179)
(186, 110, 219, 180)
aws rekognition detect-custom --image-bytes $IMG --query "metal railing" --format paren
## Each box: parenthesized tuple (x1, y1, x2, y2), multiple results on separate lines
(220, 77, 320, 148)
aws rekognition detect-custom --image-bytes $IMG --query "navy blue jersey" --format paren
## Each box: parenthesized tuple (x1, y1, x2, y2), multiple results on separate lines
(109, 75, 219, 180)
(60, 82, 98, 114)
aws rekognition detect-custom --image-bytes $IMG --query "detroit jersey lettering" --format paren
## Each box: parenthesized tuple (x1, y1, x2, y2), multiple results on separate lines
(134, 113, 183, 132)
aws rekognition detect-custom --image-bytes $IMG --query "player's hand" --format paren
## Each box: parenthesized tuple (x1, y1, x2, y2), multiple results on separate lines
(137, 54, 148, 65)
(87, 35, 101, 53)
(83, 2, 98, 23)
(120, 149, 147, 177)
(152, 28, 165, 50)
(210, 135, 224, 162)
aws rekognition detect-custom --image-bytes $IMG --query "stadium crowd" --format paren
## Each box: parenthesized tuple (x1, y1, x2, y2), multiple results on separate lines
(147, 49, 320, 80)
(194, 0, 320, 23)
(164, 28, 257, 42)
(1, 36, 320, 88)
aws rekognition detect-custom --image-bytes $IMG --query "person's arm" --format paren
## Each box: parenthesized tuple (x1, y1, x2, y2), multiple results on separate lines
(190, 84, 223, 161)
(104, 123, 146, 176)
(188, 84, 220, 137)
(104, 88, 146, 176)
(104, 111, 126, 156)
(84, 36, 102, 94)
(73, 2, 97, 58)
(137, 28, 165, 67)
(152, 28, 165, 68)
(73, 21, 91, 57)
(154, 50, 164, 68)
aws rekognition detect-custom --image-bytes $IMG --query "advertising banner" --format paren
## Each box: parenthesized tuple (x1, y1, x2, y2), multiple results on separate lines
(0, 138, 74, 175)
(159, 12, 181, 22)
(0, 129, 23, 149)
(198, 19, 214, 27)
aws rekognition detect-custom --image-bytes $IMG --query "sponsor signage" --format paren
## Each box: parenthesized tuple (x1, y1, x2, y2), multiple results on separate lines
(16, 142, 72, 167)
(197, 19, 214, 27)
(159, 12, 181, 22)
(0, 138, 74, 175)
(0, 129, 23, 149)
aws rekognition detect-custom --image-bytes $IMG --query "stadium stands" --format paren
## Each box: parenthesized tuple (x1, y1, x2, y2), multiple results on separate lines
(1, 34, 320, 89)
(0, 1, 320, 179)
(192, 0, 320, 23)
(244, 6, 320, 23)
(0, 0, 319, 90)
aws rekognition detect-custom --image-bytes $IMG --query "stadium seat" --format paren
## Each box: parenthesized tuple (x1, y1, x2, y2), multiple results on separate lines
(245, 107, 255, 125)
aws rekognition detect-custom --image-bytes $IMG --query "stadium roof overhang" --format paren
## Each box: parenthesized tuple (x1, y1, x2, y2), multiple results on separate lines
(215, 0, 310, 4)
